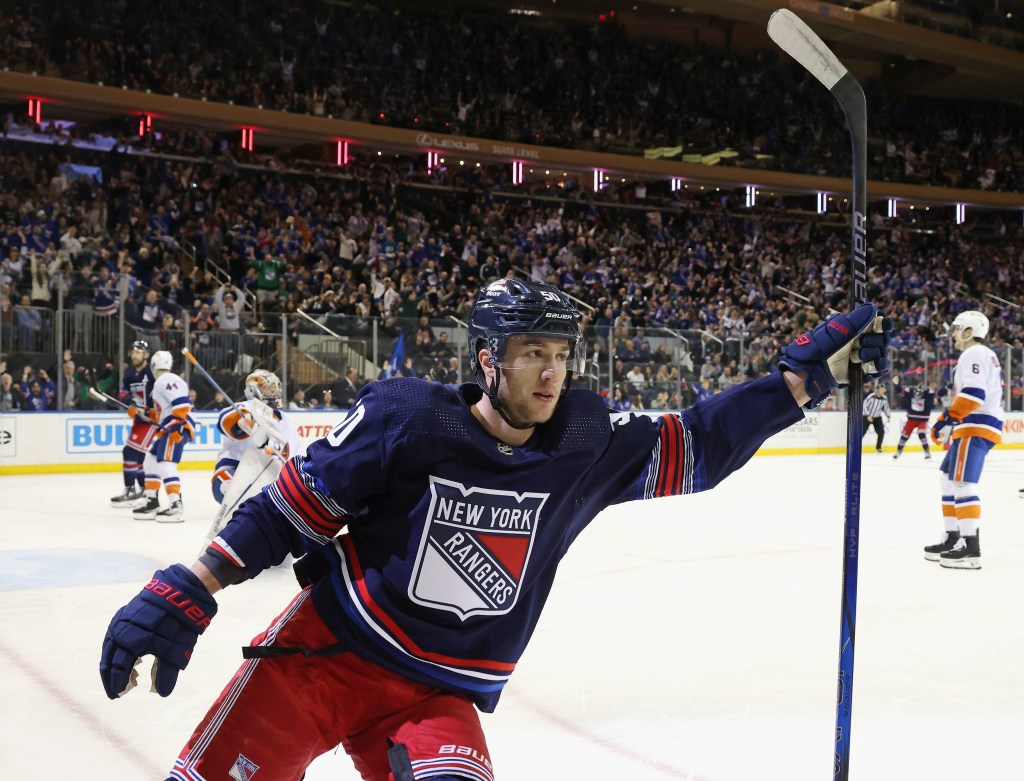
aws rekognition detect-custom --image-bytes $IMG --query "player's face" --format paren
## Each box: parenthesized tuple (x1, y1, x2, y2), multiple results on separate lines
(130, 349, 147, 368)
(495, 336, 570, 426)
(951, 326, 973, 351)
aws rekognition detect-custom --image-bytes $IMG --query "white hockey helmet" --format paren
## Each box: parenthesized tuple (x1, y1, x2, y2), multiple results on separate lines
(951, 310, 989, 340)
(150, 350, 173, 372)
(244, 369, 282, 403)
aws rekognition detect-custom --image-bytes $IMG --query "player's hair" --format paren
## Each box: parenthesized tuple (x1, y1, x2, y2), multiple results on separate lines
(467, 278, 585, 429)
(951, 310, 989, 340)
(150, 350, 173, 372)
(244, 369, 283, 404)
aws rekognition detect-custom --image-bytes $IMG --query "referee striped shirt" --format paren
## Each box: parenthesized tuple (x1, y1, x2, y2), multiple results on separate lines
(862, 393, 890, 418)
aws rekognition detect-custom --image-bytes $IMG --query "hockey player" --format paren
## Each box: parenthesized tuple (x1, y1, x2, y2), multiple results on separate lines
(205, 370, 300, 549)
(892, 383, 934, 459)
(132, 350, 196, 522)
(110, 340, 156, 508)
(100, 280, 891, 781)
(924, 310, 1004, 569)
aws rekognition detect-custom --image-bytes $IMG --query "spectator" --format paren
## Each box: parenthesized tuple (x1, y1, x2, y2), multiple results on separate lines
(20, 379, 52, 411)
(1, 371, 25, 411)
(214, 283, 244, 370)
(15, 295, 43, 352)
(335, 368, 362, 408)
(320, 389, 338, 410)
(59, 359, 82, 410)
(251, 255, 285, 317)
(288, 388, 308, 410)
(214, 284, 244, 332)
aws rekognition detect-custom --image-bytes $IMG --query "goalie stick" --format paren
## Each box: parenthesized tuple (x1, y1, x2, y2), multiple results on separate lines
(767, 9, 867, 781)
(199, 449, 279, 557)
(180, 347, 287, 444)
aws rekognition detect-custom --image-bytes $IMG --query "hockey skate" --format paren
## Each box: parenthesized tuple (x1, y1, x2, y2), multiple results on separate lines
(939, 533, 981, 570)
(132, 497, 160, 521)
(156, 499, 185, 523)
(923, 531, 959, 562)
(924, 451, 932, 460)
(110, 485, 145, 509)
(1019, 487, 1024, 499)
(892, 450, 901, 460)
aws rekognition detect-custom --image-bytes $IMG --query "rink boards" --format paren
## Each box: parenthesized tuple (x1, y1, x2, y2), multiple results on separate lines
(2, 408, 1024, 474)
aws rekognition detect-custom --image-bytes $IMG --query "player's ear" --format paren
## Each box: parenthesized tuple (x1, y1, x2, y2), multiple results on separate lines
(478, 347, 496, 380)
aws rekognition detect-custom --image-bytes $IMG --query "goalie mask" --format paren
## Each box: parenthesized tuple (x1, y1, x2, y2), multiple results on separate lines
(244, 370, 283, 405)
(468, 278, 585, 429)
(950, 310, 989, 341)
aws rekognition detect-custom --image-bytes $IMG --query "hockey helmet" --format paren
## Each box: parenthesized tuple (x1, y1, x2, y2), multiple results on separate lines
(468, 278, 585, 378)
(468, 278, 585, 428)
(130, 339, 150, 355)
(244, 369, 283, 403)
(150, 350, 173, 373)
(950, 310, 989, 340)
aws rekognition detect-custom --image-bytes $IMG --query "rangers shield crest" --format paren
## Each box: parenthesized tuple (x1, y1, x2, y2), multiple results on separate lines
(409, 476, 547, 620)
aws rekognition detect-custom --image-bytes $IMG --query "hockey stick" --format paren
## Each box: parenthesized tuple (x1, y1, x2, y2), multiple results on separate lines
(181, 347, 237, 405)
(181, 347, 288, 445)
(87, 387, 170, 432)
(199, 454, 278, 557)
(767, 10, 867, 781)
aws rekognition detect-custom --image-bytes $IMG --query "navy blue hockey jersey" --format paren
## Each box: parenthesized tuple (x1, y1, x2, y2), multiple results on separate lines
(901, 387, 935, 421)
(212, 374, 803, 711)
(121, 365, 155, 408)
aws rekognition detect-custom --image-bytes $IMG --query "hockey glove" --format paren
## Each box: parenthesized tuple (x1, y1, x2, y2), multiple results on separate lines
(236, 407, 257, 435)
(931, 411, 955, 445)
(99, 564, 217, 699)
(779, 303, 892, 409)
(159, 418, 194, 447)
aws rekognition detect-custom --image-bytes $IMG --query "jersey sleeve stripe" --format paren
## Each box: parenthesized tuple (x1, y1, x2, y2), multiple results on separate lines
(656, 414, 680, 495)
(949, 393, 983, 421)
(653, 413, 693, 497)
(266, 483, 332, 544)
(292, 460, 353, 518)
(275, 460, 348, 536)
(208, 538, 245, 568)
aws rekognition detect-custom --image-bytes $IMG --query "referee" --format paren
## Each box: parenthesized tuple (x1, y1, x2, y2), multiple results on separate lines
(862, 383, 891, 452)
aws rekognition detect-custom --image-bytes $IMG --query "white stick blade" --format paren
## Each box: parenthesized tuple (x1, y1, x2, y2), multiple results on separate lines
(767, 9, 847, 90)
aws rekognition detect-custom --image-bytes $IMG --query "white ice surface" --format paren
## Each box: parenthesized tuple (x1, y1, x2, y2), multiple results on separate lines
(2, 445, 1023, 780)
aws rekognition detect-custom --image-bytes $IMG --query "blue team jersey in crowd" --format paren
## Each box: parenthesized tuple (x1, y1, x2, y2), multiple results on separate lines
(213, 374, 803, 711)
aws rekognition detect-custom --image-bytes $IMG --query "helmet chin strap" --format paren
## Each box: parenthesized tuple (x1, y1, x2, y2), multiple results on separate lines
(486, 367, 537, 431)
